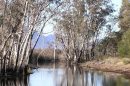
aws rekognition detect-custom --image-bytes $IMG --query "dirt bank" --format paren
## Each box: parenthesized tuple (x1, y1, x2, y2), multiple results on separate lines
(80, 57, 130, 76)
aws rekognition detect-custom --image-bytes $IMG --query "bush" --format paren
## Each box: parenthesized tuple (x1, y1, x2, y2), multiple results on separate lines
(123, 58, 130, 64)
(118, 29, 130, 57)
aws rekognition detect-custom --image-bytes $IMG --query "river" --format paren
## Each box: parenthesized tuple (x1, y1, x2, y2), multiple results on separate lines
(0, 63, 130, 86)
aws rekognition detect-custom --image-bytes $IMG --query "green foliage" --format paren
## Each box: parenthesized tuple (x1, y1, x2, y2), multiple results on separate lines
(118, 0, 130, 58)
(118, 29, 130, 57)
(97, 32, 122, 56)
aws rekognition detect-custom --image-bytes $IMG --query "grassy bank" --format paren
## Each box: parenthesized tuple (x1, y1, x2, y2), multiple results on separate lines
(80, 57, 130, 76)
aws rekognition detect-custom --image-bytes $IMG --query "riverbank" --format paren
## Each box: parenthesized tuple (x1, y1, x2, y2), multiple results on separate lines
(80, 57, 130, 76)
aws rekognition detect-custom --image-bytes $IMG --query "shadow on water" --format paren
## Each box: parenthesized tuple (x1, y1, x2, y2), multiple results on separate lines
(0, 76, 28, 86)
(1, 63, 130, 86)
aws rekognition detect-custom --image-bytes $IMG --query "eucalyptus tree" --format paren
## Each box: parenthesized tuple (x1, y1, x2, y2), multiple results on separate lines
(119, 0, 130, 32)
(54, 0, 114, 63)
(0, 0, 61, 74)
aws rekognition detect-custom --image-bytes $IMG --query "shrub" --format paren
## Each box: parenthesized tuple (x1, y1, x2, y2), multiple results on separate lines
(118, 29, 130, 57)
(122, 58, 130, 64)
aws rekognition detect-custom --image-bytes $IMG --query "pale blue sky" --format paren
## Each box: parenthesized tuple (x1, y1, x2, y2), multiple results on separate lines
(112, 0, 122, 32)
(42, 21, 54, 36)
(112, 0, 122, 15)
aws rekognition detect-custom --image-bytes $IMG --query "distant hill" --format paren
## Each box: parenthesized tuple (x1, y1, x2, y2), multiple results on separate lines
(32, 32, 55, 49)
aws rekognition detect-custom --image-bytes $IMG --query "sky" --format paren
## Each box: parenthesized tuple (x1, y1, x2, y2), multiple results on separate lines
(112, 0, 122, 15)
(112, 0, 122, 32)
(42, 0, 122, 36)
(42, 22, 54, 36)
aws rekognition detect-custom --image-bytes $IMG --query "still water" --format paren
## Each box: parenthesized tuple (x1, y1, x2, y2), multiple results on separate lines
(0, 64, 130, 86)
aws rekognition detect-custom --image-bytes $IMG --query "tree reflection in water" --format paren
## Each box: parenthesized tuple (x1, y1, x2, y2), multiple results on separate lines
(3, 64, 130, 86)
(58, 66, 85, 86)
(0, 76, 28, 86)
(50, 65, 130, 86)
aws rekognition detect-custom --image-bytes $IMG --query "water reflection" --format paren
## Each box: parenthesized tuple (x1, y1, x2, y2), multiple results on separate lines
(1, 64, 130, 86)
(29, 64, 130, 86)
(0, 76, 28, 86)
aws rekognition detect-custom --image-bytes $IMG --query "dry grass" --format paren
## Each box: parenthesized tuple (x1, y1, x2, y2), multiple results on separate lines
(81, 57, 130, 75)
(33, 48, 61, 58)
